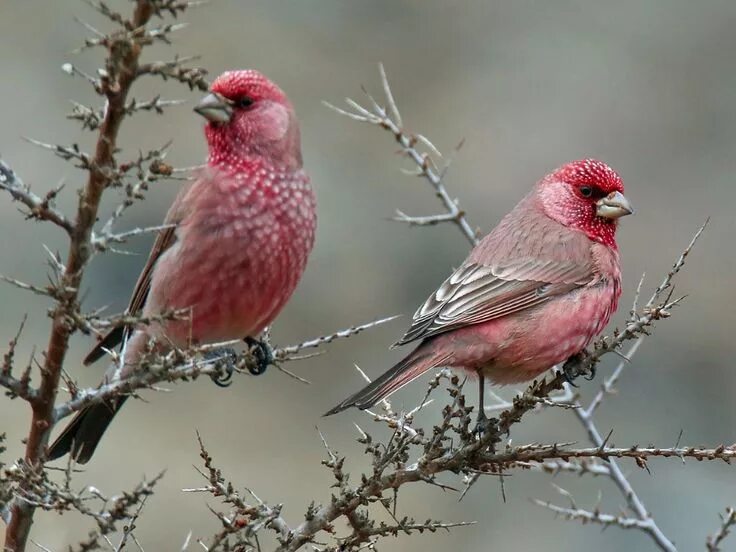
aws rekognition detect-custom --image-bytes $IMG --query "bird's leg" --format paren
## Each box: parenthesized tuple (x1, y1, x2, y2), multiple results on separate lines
(474, 371, 490, 436)
(243, 336, 274, 376)
(561, 350, 595, 386)
(205, 347, 238, 388)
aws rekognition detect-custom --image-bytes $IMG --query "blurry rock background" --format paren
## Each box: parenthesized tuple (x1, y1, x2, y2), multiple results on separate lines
(1, 1, 735, 549)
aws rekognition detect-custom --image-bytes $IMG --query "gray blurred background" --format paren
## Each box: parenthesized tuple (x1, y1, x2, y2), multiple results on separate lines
(1, 1, 735, 550)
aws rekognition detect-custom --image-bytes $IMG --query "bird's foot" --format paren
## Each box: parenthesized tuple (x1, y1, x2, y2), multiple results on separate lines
(561, 350, 595, 387)
(473, 411, 491, 438)
(244, 336, 274, 376)
(205, 347, 238, 388)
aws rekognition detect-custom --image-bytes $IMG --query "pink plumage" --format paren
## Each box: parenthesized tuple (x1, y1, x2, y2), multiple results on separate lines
(49, 70, 316, 463)
(326, 159, 632, 415)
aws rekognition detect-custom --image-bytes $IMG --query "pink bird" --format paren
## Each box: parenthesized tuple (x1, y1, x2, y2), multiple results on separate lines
(49, 70, 317, 463)
(326, 159, 632, 424)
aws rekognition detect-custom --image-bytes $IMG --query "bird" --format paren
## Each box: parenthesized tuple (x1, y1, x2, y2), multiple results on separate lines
(325, 159, 632, 425)
(49, 70, 317, 463)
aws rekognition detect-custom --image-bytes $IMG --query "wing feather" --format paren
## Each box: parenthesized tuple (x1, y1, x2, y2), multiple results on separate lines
(83, 180, 197, 365)
(394, 207, 598, 347)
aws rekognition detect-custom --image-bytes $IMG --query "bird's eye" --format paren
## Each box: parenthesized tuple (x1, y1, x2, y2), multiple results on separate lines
(236, 97, 254, 109)
(579, 185, 593, 198)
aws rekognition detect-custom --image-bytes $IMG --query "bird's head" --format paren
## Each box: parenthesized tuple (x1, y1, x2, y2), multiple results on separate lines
(195, 70, 302, 170)
(536, 159, 633, 248)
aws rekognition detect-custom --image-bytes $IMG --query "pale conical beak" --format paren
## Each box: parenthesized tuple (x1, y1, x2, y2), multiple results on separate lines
(194, 93, 233, 124)
(596, 191, 634, 219)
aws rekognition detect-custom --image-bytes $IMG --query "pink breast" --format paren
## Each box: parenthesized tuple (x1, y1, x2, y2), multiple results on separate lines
(145, 165, 316, 347)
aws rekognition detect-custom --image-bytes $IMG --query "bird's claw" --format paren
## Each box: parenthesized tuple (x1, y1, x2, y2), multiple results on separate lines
(561, 351, 595, 386)
(205, 347, 238, 388)
(473, 411, 491, 438)
(244, 336, 274, 376)
(583, 365, 597, 381)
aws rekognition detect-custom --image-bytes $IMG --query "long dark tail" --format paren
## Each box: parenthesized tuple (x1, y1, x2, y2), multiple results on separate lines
(324, 347, 448, 416)
(48, 397, 127, 464)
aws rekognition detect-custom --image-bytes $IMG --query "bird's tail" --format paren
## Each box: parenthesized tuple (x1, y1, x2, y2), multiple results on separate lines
(324, 347, 450, 416)
(47, 397, 127, 464)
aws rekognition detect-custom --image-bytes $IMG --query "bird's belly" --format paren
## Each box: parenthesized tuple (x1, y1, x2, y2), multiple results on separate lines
(145, 227, 304, 347)
(446, 283, 616, 384)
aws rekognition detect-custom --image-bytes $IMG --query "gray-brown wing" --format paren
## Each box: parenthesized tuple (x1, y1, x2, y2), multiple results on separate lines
(83, 181, 197, 365)
(83, 226, 178, 365)
(394, 258, 594, 347)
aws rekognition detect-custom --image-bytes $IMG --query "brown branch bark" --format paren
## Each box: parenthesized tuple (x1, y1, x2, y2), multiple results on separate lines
(3, 2, 156, 550)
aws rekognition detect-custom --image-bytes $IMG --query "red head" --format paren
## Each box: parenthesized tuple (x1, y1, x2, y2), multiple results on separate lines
(535, 159, 633, 248)
(194, 70, 302, 170)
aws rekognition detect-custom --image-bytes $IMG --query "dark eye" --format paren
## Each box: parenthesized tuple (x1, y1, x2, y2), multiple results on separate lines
(236, 97, 254, 108)
(579, 185, 593, 198)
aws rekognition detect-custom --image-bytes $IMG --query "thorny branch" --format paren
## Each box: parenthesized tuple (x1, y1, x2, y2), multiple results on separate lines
(185, 66, 714, 552)
(532, 497, 661, 532)
(0, 160, 73, 234)
(174, 70, 716, 550)
(269, 225, 713, 549)
(1, 5, 404, 549)
(531, 222, 708, 552)
(329, 66, 714, 551)
(1, 1, 210, 550)
(47, 314, 397, 423)
(707, 507, 736, 552)
(325, 63, 478, 246)
(3, 454, 161, 552)
(137, 56, 209, 91)
(188, 369, 733, 551)
(0, 8, 726, 552)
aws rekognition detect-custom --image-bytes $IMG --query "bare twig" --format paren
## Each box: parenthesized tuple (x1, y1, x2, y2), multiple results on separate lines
(273, 315, 400, 361)
(326, 64, 478, 246)
(707, 507, 736, 551)
(533, 497, 659, 531)
(185, 434, 292, 550)
(0, 160, 73, 233)
(137, 56, 209, 91)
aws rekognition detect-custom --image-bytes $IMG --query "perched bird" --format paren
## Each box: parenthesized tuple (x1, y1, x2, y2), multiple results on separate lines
(326, 159, 632, 422)
(49, 70, 317, 463)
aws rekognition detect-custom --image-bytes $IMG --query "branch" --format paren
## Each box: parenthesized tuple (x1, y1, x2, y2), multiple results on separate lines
(52, 315, 398, 422)
(0, 160, 73, 234)
(5, 2, 164, 550)
(535, 223, 707, 552)
(533, 498, 660, 532)
(484, 443, 736, 465)
(179, 219, 708, 550)
(137, 56, 209, 91)
(3, 446, 161, 552)
(519, 459, 612, 477)
(707, 507, 736, 552)
(0, 317, 36, 404)
(271, 376, 732, 552)
(325, 64, 478, 246)
(273, 315, 400, 361)
(308, 67, 711, 552)
(91, 143, 179, 254)
(182, 434, 292, 550)
(69, 95, 185, 131)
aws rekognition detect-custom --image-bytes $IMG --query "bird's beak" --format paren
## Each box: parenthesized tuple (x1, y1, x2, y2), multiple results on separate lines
(194, 93, 234, 124)
(596, 191, 634, 219)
